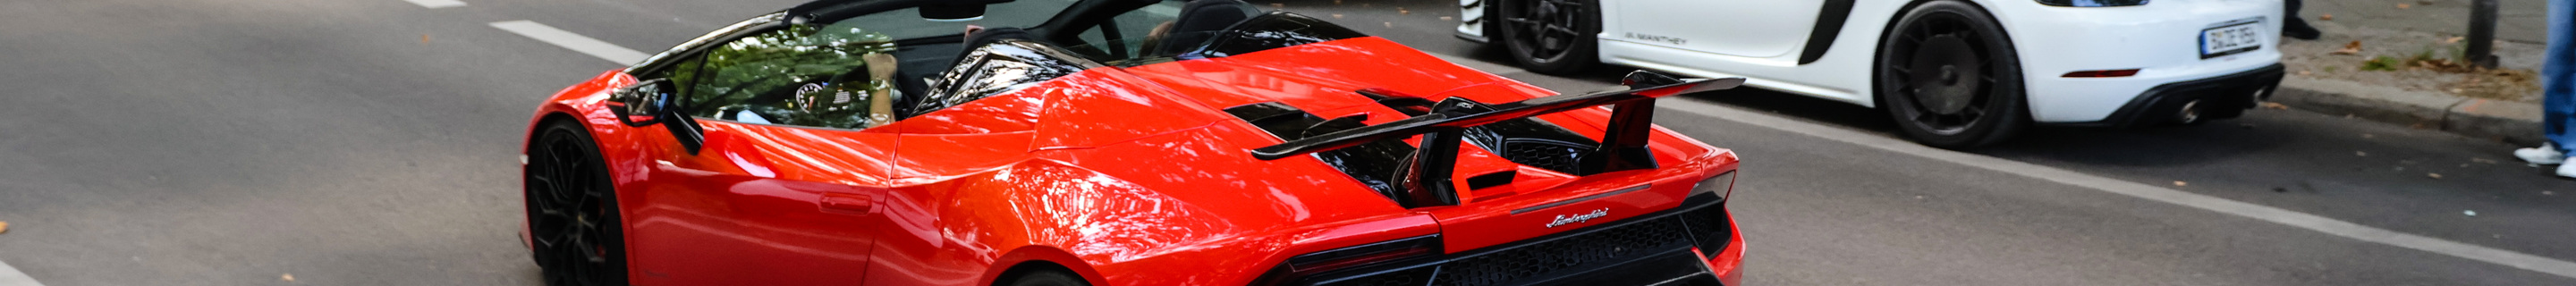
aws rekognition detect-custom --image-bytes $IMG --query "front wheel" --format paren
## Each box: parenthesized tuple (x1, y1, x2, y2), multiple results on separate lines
(1875, 1, 2029, 148)
(527, 121, 631, 286)
(1494, 0, 1598, 75)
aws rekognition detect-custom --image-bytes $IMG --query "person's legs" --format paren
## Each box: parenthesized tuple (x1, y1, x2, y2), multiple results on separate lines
(2284, 0, 2320, 40)
(2546, 0, 2576, 155)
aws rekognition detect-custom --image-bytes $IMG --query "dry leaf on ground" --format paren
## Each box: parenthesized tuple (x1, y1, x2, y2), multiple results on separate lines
(2333, 40, 2362, 55)
(1398, 7, 1410, 14)
(2173, 181, 2189, 187)
(0, 221, 9, 234)
(2321, 13, 2334, 21)
(2445, 36, 2465, 44)
(283, 273, 295, 282)
(2397, 4, 2411, 9)
(2260, 102, 2289, 110)
(2428, 172, 2444, 179)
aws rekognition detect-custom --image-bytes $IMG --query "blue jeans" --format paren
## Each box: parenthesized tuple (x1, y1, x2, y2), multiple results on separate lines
(2548, 0, 2576, 152)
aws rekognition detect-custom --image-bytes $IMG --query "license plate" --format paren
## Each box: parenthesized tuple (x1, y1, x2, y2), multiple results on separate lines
(2200, 21, 2263, 59)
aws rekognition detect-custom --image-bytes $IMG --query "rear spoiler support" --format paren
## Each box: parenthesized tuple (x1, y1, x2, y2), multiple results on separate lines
(1252, 71, 1744, 207)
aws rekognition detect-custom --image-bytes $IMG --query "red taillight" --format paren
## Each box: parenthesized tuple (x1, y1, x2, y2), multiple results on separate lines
(1255, 235, 1443, 285)
(1290, 245, 1432, 273)
(2062, 69, 2141, 78)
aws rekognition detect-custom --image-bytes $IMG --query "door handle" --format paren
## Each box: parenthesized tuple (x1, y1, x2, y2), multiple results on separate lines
(819, 192, 873, 214)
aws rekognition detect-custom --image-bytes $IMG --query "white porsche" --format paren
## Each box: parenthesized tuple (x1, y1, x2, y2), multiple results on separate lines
(1459, 0, 2284, 147)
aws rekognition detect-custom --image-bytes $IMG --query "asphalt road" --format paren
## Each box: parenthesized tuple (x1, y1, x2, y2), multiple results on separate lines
(0, 0, 2572, 285)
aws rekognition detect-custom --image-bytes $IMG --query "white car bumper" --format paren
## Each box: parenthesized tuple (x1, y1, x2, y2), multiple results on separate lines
(1996, 0, 2285, 125)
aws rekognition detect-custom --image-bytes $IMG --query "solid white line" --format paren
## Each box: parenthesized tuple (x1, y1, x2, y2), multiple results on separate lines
(0, 260, 43, 286)
(488, 21, 652, 64)
(402, 0, 466, 9)
(1656, 97, 2576, 279)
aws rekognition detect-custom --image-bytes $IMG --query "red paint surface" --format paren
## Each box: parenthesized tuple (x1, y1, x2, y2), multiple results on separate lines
(521, 37, 1746, 285)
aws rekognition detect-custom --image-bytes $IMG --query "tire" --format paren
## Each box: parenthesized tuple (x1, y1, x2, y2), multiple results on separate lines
(1494, 0, 1599, 75)
(527, 120, 631, 286)
(1875, 1, 2029, 148)
(1003, 270, 1090, 286)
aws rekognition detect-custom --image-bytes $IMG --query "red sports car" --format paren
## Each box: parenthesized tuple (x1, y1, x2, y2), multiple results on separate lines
(517, 0, 1747, 285)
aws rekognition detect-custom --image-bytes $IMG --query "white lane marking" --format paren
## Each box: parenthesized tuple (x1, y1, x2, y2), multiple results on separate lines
(0, 260, 43, 286)
(488, 21, 652, 64)
(1657, 97, 2576, 279)
(402, 0, 466, 9)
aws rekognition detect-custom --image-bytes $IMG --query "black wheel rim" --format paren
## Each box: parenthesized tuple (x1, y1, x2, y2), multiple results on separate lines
(528, 130, 617, 286)
(1501, 0, 1583, 63)
(1885, 13, 1996, 135)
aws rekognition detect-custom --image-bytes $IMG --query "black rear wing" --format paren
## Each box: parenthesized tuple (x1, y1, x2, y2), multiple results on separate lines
(1250, 72, 1743, 207)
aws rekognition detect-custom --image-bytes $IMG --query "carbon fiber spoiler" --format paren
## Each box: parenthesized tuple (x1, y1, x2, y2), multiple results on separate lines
(1250, 71, 1744, 207)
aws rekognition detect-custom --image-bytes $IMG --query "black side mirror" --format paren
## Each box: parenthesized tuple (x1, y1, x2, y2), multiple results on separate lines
(609, 79, 675, 127)
(606, 79, 706, 155)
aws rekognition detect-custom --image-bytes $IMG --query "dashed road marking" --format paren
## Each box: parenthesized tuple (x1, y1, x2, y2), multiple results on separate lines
(0, 260, 42, 286)
(402, 0, 466, 9)
(1655, 97, 2576, 280)
(488, 21, 652, 64)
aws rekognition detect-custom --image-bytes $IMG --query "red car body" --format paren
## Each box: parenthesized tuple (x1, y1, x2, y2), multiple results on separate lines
(520, 1, 1742, 285)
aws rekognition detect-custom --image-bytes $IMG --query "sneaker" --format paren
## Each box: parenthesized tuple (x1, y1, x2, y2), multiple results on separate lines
(2556, 159, 2576, 178)
(2516, 143, 2563, 164)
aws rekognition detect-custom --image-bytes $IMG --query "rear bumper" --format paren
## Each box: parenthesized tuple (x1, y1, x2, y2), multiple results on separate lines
(2057, 63, 2284, 128)
(1288, 194, 1741, 285)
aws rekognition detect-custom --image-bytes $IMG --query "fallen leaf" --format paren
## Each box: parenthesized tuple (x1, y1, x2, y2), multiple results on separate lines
(0, 221, 8, 234)
(2428, 172, 2444, 179)
(2445, 36, 2465, 44)
(1439, 16, 1453, 21)
(2333, 40, 2362, 55)
(2321, 13, 2334, 21)
(2260, 102, 2289, 110)
(2397, 3, 2411, 9)
(2173, 181, 2189, 187)
(283, 273, 295, 282)
(1398, 7, 1410, 14)
(420, 34, 431, 44)
(2357, 151, 2369, 156)
(2299, 70, 2313, 76)
(1385, 21, 1394, 28)
(1332, 13, 1343, 19)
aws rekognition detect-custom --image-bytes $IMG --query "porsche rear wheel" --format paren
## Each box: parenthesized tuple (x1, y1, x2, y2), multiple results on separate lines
(1496, 0, 1598, 75)
(1876, 1, 2029, 148)
(527, 121, 630, 286)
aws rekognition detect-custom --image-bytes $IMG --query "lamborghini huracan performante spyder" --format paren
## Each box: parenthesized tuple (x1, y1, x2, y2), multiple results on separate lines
(1460, 0, 2285, 148)
(518, 0, 1748, 285)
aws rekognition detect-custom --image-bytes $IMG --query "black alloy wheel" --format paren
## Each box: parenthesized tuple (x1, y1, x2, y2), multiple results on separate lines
(527, 121, 631, 286)
(1495, 0, 1598, 75)
(1004, 270, 1092, 286)
(1875, 1, 2029, 148)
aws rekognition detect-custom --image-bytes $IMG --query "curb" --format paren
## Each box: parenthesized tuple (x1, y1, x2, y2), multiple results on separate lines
(2271, 77, 2545, 146)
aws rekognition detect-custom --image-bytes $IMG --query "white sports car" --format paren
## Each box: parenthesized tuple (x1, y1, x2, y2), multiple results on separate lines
(1459, 0, 2284, 147)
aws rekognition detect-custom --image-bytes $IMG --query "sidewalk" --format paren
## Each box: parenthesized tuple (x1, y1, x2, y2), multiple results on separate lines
(2272, 0, 2554, 145)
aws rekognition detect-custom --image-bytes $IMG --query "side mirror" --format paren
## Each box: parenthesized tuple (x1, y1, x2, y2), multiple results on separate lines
(608, 79, 676, 127)
(606, 79, 706, 155)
